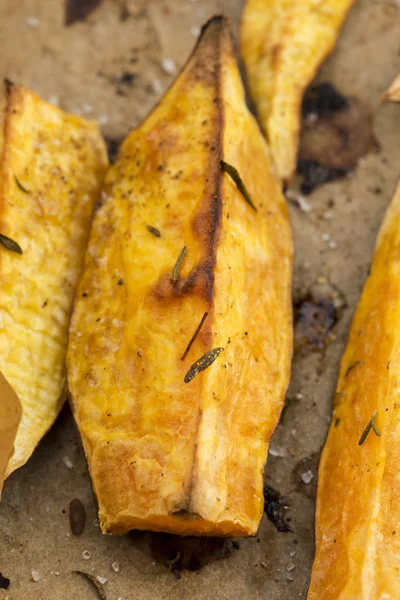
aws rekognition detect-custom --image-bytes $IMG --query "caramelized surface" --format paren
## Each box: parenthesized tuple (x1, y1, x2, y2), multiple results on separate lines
(68, 17, 293, 536)
(309, 179, 400, 597)
(240, 0, 354, 183)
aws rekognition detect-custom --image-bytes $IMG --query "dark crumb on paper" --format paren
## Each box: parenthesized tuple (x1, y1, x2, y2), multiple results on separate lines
(298, 83, 377, 194)
(65, 0, 102, 26)
(302, 82, 349, 118)
(104, 136, 123, 164)
(149, 533, 236, 575)
(294, 298, 336, 351)
(297, 160, 348, 195)
(69, 498, 86, 537)
(263, 486, 292, 533)
(0, 573, 10, 590)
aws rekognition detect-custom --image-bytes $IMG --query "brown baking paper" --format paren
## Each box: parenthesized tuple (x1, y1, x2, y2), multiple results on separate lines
(0, 1, 399, 599)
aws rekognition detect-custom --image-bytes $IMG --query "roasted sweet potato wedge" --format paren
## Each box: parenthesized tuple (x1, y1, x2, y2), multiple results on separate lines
(240, 0, 355, 183)
(384, 73, 400, 102)
(0, 374, 21, 491)
(308, 141, 400, 596)
(0, 82, 108, 479)
(67, 16, 293, 537)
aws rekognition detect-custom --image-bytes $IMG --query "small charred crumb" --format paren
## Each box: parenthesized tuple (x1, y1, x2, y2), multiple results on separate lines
(69, 499, 86, 536)
(358, 410, 381, 446)
(263, 486, 292, 533)
(147, 225, 161, 237)
(171, 246, 187, 282)
(150, 533, 229, 572)
(73, 571, 107, 600)
(14, 175, 29, 193)
(82, 292, 88, 297)
(220, 160, 257, 211)
(184, 347, 223, 383)
(335, 417, 341, 427)
(0, 573, 10, 590)
(65, 0, 102, 26)
(104, 136, 123, 164)
(181, 311, 209, 361)
(302, 83, 349, 119)
(117, 71, 136, 86)
(345, 361, 365, 377)
(0, 233, 22, 254)
(117, 279, 124, 285)
(294, 297, 336, 351)
(298, 160, 349, 195)
(42, 300, 48, 308)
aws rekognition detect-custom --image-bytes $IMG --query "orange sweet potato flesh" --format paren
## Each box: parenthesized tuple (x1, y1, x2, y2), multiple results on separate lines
(308, 183, 400, 597)
(67, 16, 293, 537)
(240, 0, 355, 183)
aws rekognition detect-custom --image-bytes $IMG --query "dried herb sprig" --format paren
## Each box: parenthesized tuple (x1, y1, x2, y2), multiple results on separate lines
(147, 225, 161, 237)
(184, 347, 223, 383)
(345, 360, 365, 377)
(220, 160, 257, 212)
(181, 312, 209, 361)
(171, 246, 187, 282)
(358, 410, 381, 446)
(0, 233, 22, 254)
(73, 571, 107, 600)
(14, 176, 29, 193)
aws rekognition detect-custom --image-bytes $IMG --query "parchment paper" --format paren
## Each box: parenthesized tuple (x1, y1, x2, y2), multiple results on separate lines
(0, 1, 400, 598)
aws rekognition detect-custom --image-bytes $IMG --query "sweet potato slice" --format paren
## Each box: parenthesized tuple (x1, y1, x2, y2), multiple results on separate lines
(0, 82, 108, 478)
(67, 16, 293, 537)
(240, 0, 355, 183)
(384, 73, 400, 102)
(308, 108, 400, 597)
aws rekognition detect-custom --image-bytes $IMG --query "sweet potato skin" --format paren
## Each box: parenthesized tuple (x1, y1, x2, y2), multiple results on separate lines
(68, 17, 293, 537)
(0, 82, 108, 477)
(308, 179, 400, 598)
(240, 0, 355, 183)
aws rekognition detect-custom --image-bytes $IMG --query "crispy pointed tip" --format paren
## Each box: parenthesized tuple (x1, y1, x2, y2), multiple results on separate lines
(383, 74, 400, 103)
(4, 78, 14, 95)
(197, 14, 233, 44)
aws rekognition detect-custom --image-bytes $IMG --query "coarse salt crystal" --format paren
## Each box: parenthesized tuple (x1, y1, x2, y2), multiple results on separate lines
(321, 232, 330, 242)
(301, 470, 314, 484)
(286, 562, 296, 572)
(96, 576, 107, 585)
(82, 103, 93, 115)
(63, 456, 73, 469)
(290, 551, 296, 557)
(190, 26, 200, 37)
(99, 115, 109, 126)
(161, 58, 176, 74)
(269, 447, 286, 457)
(297, 195, 311, 213)
(329, 240, 338, 250)
(82, 550, 91, 560)
(26, 16, 40, 28)
(112, 561, 120, 572)
(153, 79, 163, 94)
(31, 570, 41, 582)
(48, 95, 59, 106)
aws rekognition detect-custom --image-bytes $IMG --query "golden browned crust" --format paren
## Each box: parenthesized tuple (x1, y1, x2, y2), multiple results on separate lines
(68, 16, 293, 537)
(0, 81, 108, 477)
(240, 0, 355, 183)
(308, 178, 400, 598)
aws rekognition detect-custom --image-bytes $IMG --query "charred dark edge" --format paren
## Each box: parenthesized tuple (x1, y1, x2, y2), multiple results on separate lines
(187, 19, 227, 514)
(181, 311, 209, 361)
(116, 16, 230, 158)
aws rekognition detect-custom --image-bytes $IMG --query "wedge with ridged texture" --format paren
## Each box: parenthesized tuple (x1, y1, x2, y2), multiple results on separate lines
(67, 16, 293, 537)
(240, 0, 355, 183)
(308, 101, 400, 597)
(0, 81, 108, 479)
